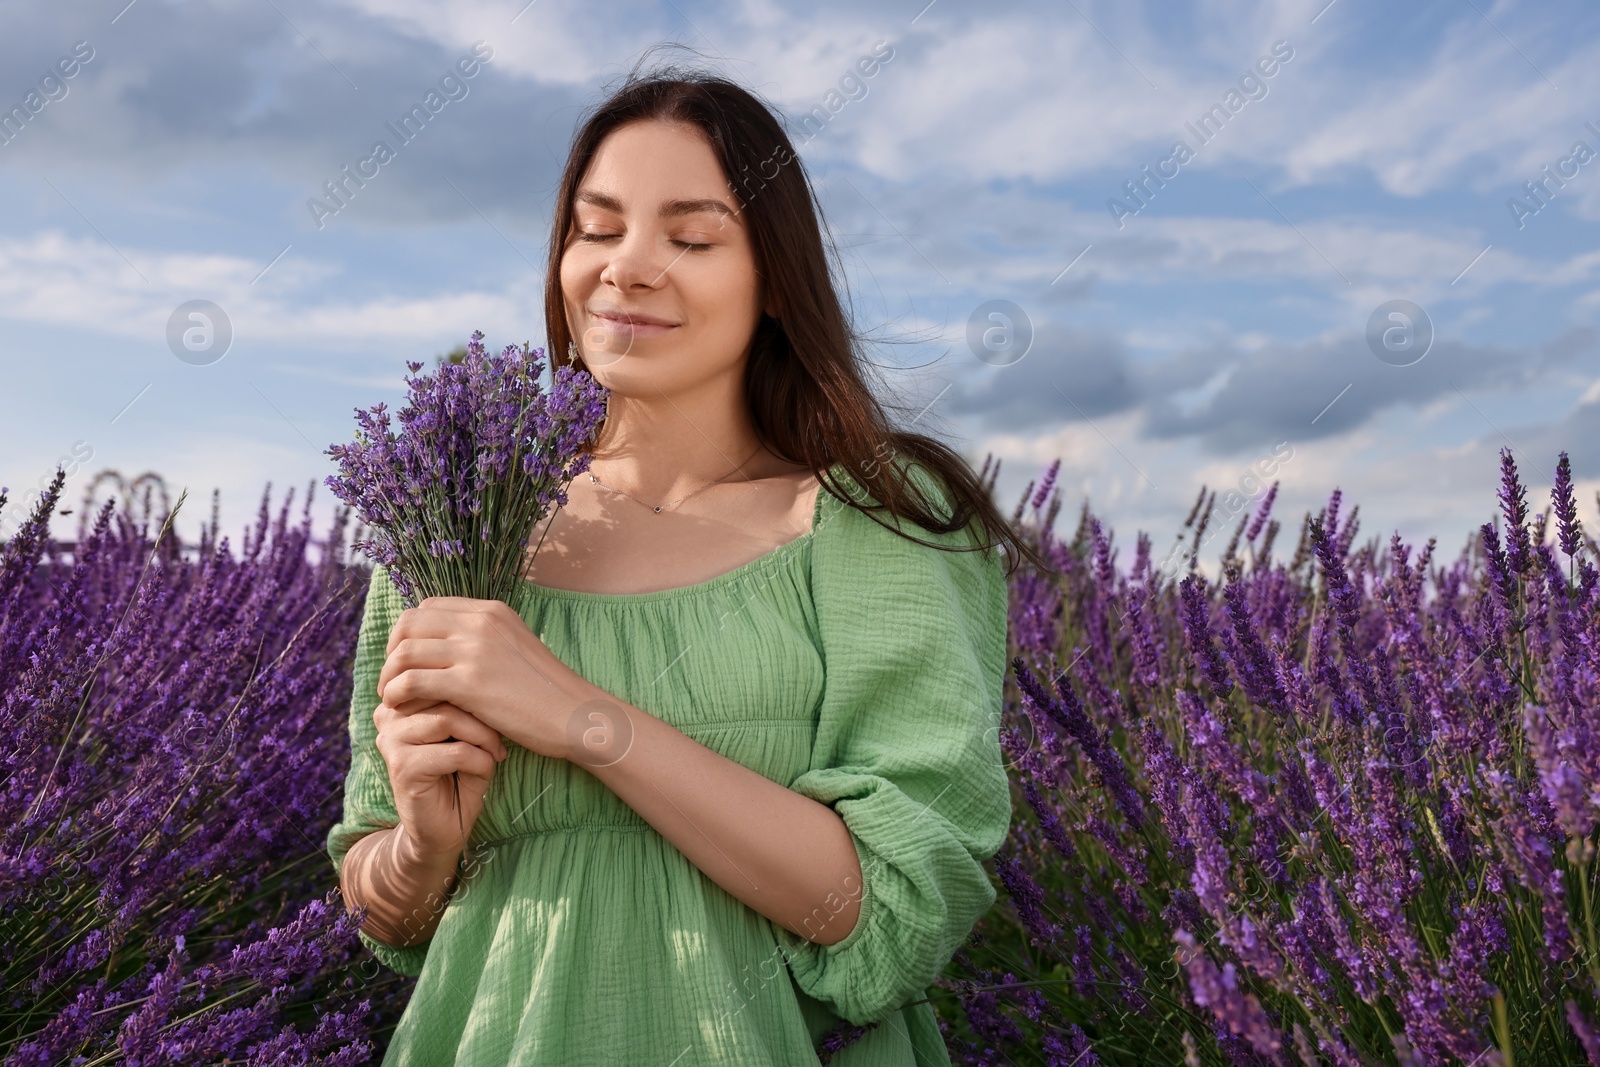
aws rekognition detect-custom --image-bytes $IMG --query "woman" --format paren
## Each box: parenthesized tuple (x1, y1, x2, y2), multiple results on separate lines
(327, 62, 1044, 1066)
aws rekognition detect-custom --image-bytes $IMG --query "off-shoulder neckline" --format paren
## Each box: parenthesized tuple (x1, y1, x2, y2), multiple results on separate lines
(516, 462, 848, 605)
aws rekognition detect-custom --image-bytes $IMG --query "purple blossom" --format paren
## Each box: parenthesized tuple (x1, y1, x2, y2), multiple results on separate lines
(1552, 451, 1583, 560)
(995, 850, 1061, 948)
(1021, 779, 1076, 863)
(1483, 768, 1577, 962)
(816, 1019, 880, 1063)
(1180, 574, 1235, 701)
(1174, 929, 1285, 1064)
(1043, 1021, 1101, 1066)
(1012, 657, 1145, 829)
(1032, 459, 1061, 511)
(1498, 447, 1533, 575)
(1245, 482, 1279, 543)
(1568, 1001, 1600, 1067)
(1219, 577, 1289, 715)
(1524, 702, 1597, 840)
(1070, 925, 1098, 1002)
(1123, 583, 1166, 689)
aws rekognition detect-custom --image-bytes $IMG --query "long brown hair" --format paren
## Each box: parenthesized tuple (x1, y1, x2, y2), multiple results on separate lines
(543, 58, 1051, 577)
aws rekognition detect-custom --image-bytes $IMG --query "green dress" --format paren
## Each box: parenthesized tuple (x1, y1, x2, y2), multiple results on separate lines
(325, 461, 1014, 1066)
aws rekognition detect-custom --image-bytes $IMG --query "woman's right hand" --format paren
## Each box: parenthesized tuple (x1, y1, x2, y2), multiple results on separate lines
(373, 700, 508, 859)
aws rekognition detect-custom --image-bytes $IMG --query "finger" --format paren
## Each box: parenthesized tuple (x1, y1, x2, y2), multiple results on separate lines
(383, 702, 476, 746)
(382, 665, 466, 714)
(417, 596, 508, 611)
(386, 603, 469, 655)
(386, 598, 516, 655)
(384, 702, 508, 760)
(377, 638, 458, 697)
(399, 741, 499, 787)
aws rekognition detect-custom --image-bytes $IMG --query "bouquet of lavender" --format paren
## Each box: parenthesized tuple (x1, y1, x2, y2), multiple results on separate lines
(326, 331, 607, 608)
(325, 331, 607, 829)
(935, 449, 1600, 1066)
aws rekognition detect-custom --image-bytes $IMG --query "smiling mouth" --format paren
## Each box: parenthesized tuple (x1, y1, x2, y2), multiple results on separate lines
(588, 311, 678, 337)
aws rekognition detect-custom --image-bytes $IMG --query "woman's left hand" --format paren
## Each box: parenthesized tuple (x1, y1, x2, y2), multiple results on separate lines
(376, 596, 596, 760)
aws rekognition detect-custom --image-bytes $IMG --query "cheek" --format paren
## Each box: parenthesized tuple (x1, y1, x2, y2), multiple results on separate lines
(559, 252, 596, 310)
(686, 257, 762, 336)
(710, 246, 763, 307)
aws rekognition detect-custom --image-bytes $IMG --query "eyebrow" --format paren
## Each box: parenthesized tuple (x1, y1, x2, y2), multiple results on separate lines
(661, 197, 737, 219)
(574, 190, 740, 221)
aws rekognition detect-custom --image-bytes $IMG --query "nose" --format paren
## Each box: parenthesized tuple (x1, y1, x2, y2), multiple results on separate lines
(597, 229, 670, 292)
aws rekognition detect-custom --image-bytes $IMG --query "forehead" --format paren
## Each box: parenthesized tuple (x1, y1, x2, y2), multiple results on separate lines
(576, 119, 742, 219)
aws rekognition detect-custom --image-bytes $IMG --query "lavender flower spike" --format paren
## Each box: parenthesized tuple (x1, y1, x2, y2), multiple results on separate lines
(1569, 1001, 1600, 1067)
(1246, 482, 1279, 542)
(1174, 930, 1286, 1065)
(1032, 459, 1061, 511)
(1012, 657, 1146, 829)
(1179, 575, 1235, 700)
(1552, 451, 1582, 560)
(1498, 446, 1533, 575)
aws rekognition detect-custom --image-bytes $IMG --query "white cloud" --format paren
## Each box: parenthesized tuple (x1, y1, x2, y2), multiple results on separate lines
(0, 231, 536, 352)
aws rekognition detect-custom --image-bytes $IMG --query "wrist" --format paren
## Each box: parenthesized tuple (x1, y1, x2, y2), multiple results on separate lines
(394, 822, 465, 877)
(563, 693, 641, 770)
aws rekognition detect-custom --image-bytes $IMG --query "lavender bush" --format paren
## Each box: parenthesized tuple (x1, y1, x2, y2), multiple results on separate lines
(0, 469, 394, 1065)
(933, 448, 1600, 1066)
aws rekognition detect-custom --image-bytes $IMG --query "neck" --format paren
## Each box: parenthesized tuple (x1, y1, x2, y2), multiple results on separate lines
(588, 390, 768, 499)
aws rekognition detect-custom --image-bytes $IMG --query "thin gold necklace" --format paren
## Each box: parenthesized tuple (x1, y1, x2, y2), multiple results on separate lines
(586, 443, 764, 514)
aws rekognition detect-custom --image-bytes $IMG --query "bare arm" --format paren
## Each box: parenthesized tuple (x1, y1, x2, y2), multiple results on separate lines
(338, 823, 463, 950)
(572, 699, 863, 945)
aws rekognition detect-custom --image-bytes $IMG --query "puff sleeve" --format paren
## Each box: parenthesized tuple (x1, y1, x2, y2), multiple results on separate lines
(775, 462, 1014, 1026)
(325, 565, 432, 977)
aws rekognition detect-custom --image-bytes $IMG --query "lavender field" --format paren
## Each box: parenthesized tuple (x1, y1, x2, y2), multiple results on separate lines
(938, 449, 1600, 1067)
(0, 472, 388, 1065)
(2, 450, 1597, 1066)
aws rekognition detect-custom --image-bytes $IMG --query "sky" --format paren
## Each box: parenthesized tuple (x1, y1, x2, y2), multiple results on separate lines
(1, 0, 1597, 574)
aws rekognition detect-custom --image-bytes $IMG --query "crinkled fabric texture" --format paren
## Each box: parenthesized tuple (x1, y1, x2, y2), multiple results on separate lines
(325, 460, 1013, 1066)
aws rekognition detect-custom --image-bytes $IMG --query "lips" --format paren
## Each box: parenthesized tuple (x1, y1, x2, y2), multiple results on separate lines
(586, 308, 678, 342)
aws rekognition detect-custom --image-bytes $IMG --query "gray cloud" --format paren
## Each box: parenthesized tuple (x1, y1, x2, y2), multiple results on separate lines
(1139, 325, 1598, 452)
(941, 316, 1597, 462)
(945, 322, 1140, 430)
(0, 2, 584, 231)
(1518, 391, 1600, 476)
